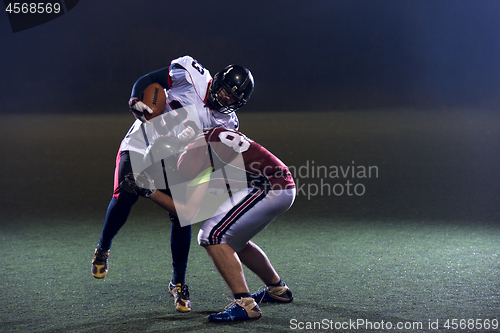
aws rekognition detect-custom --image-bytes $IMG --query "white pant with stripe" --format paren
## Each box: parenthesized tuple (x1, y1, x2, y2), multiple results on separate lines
(197, 188, 296, 252)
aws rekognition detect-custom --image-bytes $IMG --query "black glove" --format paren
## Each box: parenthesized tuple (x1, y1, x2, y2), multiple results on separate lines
(121, 173, 156, 198)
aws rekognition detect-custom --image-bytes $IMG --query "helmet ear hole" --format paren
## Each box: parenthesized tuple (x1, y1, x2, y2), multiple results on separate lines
(209, 65, 254, 114)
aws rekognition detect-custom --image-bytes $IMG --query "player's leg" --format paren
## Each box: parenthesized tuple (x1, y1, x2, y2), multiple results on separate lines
(238, 241, 293, 304)
(197, 189, 267, 322)
(201, 188, 296, 305)
(237, 241, 280, 285)
(205, 243, 250, 295)
(203, 242, 261, 322)
(168, 212, 192, 312)
(197, 188, 294, 322)
(239, 189, 295, 304)
(92, 150, 139, 279)
(98, 196, 134, 250)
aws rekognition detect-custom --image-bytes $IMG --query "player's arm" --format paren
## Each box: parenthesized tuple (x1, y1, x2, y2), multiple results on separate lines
(123, 169, 210, 221)
(130, 67, 170, 100)
(128, 67, 170, 121)
(149, 173, 210, 221)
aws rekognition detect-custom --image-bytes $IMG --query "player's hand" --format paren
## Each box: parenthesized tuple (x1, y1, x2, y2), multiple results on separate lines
(129, 98, 153, 122)
(121, 173, 156, 198)
(178, 126, 195, 142)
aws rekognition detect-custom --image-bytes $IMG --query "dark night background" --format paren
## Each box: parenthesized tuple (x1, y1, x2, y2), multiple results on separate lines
(0, 0, 499, 224)
(1, 0, 500, 113)
(1, 3, 500, 331)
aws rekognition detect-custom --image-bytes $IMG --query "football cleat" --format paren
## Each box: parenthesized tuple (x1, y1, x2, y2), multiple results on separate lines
(251, 284, 293, 303)
(169, 281, 191, 312)
(208, 297, 261, 322)
(91, 247, 109, 279)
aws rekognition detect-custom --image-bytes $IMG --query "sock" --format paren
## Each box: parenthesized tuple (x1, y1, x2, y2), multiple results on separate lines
(267, 279, 285, 287)
(234, 293, 251, 299)
(170, 215, 191, 285)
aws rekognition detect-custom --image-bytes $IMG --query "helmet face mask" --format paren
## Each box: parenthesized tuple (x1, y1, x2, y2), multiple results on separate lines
(209, 65, 254, 114)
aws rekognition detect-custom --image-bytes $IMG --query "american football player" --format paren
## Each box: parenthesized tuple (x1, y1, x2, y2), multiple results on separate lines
(91, 55, 254, 314)
(126, 127, 296, 322)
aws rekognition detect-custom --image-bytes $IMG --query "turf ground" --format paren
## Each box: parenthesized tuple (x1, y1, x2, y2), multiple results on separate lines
(1, 109, 499, 332)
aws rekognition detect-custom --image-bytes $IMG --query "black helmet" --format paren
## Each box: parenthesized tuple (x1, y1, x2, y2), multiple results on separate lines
(209, 65, 254, 114)
(142, 136, 184, 186)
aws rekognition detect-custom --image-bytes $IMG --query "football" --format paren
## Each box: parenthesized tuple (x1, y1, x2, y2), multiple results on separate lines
(141, 83, 166, 120)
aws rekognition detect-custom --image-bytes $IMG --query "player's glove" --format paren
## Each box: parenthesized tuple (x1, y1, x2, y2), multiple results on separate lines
(178, 126, 196, 142)
(121, 173, 156, 198)
(129, 98, 153, 123)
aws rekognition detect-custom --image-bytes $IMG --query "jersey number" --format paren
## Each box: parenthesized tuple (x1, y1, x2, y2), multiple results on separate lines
(218, 131, 250, 153)
(191, 60, 205, 75)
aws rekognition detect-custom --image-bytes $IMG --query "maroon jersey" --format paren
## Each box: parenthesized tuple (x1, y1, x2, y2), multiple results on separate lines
(178, 128, 295, 191)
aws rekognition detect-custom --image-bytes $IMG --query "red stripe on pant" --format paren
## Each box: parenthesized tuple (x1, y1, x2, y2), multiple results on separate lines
(211, 189, 263, 245)
(112, 144, 124, 200)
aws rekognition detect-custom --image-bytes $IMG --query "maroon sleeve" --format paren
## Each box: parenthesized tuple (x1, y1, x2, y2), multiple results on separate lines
(177, 139, 212, 182)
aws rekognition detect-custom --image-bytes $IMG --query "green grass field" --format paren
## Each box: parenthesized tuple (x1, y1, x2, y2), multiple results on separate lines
(1, 110, 499, 332)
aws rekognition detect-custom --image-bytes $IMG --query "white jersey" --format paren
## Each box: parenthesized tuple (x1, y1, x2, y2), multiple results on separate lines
(120, 55, 240, 154)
